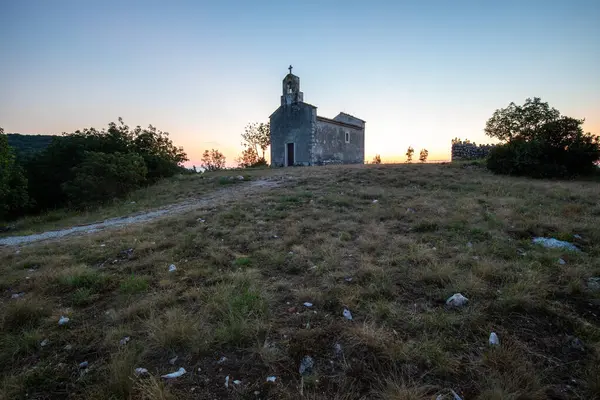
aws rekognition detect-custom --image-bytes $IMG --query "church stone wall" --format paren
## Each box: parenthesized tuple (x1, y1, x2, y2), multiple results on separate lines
(269, 103, 316, 167)
(312, 119, 364, 165)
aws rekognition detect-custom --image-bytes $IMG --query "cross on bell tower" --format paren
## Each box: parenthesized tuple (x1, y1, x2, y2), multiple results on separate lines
(281, 65, 303, 106)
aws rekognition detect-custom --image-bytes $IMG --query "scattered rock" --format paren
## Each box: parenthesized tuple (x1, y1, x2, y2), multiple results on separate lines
(130, 201, 136, 204)
(168, 264, 177, 272)
(344, 277, 353, 282)
(334, 343, 343, 356)
(372, 199, 378, 204)
(122, 248, 134, 257)
(237, 175, 245, 181)
(15, 249, 21, 254)
(119, 336, 130, 345)
(517, 248, 527, 256)
(303, 302, 313, 308)
(161, 367, 186, 379)
(11, 292, 25, 299)
(587, 277, 600, 291)
(266, 376, 277, 382)
(532, 237, 580, 252)
(489, 332, 500, 346)
(100, 244, 106, 247)
(272, 235, 279, 239)
(467, 242, 473, 248)
(446, 293, 469, 308)
(169, 356, 178, 365)
(406, 208, 416, 213)
(568, 336, 585, 352)
(58, 316, 70, 325)
(135, 368, 149, 376)
(574, 234, 582, 240)
(40, 339, 49, 347)
(558, 258, 566, 265)
(288, 251, 294, 255)
(225, 375, 230, 388)
(79, 361, 89, 369)
(233, 379, 241, 385)
(197, 218, 206, 223)
(343, 308, 353, 321)
(64, 344, 73, 351)
(299, 355, 315, 375)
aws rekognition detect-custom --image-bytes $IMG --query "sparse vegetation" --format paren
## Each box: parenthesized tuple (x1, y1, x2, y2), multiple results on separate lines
(1, 163, 599, 399)
(405, 146, 414, 163)
(201, 148, 226, 171)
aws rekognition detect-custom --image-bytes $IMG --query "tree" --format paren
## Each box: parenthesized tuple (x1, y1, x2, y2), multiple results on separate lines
(485, 99, 600, 178)
(485, 97, 561, 142)
(0, 128, 29, 220)
(62, 151, 147, 208)
(241, 122, 270, 162)
(201, 149, 226, 171)
(24, 119, 188, 212)
(372, 154, 382, 164)
(419, 149, 429, 163)
(405, 146, 414, 163)
(236, 147, 268, 168)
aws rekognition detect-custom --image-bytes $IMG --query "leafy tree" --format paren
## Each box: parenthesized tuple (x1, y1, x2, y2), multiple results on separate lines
(24, 119, 187, 211)
(62, 151, 147, 208)
(241, 122, 270, 161)
(236, 147, 267, 168)
(372, 154, 382, 164)
(201, 149, 226, 171)
(0, 128, 29, 220)
(405, 146, 414, 163)
(485, 99, 600, 178)
(419, 149, 429, 163)
(485, 97, 560, 142)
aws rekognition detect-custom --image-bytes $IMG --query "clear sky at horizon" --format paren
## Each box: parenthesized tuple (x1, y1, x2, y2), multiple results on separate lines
(1, 0, 599, 165)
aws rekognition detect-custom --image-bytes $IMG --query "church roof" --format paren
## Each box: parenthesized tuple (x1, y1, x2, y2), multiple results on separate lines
(335, 112, 366, 123)
(269, 101, 317, 119)
(316, 116, 364, 129)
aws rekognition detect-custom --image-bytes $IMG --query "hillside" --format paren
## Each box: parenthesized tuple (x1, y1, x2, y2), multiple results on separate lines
(6, 133, 56, 158)
(1, 164, 599, 399)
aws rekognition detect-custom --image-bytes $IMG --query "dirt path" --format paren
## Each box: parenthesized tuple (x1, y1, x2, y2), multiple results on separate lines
(0, 179, 280, 247)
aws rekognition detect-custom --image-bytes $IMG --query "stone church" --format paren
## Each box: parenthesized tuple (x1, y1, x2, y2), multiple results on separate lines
(270, 67, 365, 166)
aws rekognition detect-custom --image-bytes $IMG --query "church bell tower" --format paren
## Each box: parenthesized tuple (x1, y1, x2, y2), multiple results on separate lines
(281, 65, 304, 106)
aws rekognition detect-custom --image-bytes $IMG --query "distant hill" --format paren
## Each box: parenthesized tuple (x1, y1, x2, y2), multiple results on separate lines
(6, 133, 56, 159)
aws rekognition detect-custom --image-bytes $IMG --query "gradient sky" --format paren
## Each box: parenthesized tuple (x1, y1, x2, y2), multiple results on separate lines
(1, 0, 599, 166)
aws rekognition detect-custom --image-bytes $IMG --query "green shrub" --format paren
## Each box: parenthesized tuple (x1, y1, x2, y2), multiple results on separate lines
(0, 129, 29, 221)
(62, 151, 148, 208)
(484, 98, 600, 178)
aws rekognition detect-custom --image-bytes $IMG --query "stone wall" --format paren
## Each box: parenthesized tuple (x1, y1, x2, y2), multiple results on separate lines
(269, 102, 316, 167)
(313, 118, 364, 165)
(451, 143, 495, 161)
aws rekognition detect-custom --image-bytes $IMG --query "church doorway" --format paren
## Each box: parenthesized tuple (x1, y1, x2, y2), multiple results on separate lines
(286, 143, 295, 166)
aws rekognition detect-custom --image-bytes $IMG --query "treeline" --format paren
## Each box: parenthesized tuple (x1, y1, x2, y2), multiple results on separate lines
(0, 119, 187, 221)
(6, 133, 55, 160)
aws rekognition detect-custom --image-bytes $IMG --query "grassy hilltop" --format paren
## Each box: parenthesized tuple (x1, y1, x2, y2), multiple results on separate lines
(1, 163, 599, 399)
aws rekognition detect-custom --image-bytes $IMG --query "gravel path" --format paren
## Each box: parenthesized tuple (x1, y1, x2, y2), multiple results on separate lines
(0, 179, 280, 247)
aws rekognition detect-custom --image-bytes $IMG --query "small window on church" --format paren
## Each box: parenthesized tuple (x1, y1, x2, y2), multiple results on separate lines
(345, 131, 350, 143)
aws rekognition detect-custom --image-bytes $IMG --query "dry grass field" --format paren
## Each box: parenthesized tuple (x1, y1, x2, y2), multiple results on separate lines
(1, 163, 599, 399)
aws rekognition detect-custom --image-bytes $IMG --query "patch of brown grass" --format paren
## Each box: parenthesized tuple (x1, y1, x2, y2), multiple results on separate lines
(1, 163, 600, 399)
